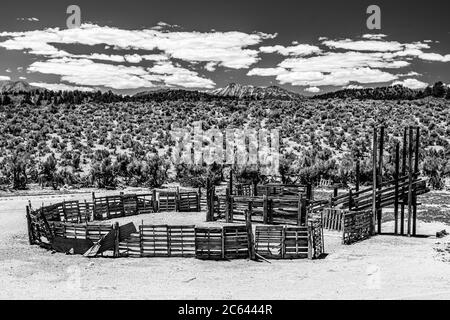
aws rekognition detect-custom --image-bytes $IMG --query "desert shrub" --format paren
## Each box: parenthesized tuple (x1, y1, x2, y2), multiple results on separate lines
(176, 163, 222, 187)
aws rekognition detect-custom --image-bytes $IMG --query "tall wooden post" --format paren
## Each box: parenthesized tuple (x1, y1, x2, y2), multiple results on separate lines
(407, 126, 414, 237)
(355, 157, 360, 193)
(377, 126, 384, 234)
(229, 169, 233, 196)
(245, 209, 256, 261)
(413, 126, 420, 236)
(113, 222, 120, 257)
(306, 184, 313, 202)
(26, 205, 33, 245)
(263, 194, 268, 224)
(400, 128, 407, 235)
(152, 189, 157, 212)
(298, 196, 307, 226)
(225, 188, 230, 223)
(394, 143, 400, 235)
(206, 178, 212, 222)
(371, 127, 378, 234)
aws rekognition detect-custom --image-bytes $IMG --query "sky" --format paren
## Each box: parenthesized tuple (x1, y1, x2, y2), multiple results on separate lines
(0, 0, 449, 95)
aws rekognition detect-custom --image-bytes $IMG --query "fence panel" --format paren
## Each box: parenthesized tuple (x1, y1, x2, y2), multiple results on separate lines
(342, 210, 373, 244)
(284, 226, 309, 259)
(223, 225, 249, 259)
(255, 225, 284, 259)
(178, 192, 199, 212)
(322, 208, 344, 231)
(140, 225, 169, 257)
(168, 225, 196, 257)
(158, 192, 178, 212)
(195, 227, 223, 260)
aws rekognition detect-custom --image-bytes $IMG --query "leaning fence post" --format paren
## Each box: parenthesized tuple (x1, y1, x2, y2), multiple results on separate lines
(245, 209, 256, 261)
(113, 222, 120, 257)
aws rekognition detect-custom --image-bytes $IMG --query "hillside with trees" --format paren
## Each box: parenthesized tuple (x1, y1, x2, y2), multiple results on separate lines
(0, 81, 449, 190)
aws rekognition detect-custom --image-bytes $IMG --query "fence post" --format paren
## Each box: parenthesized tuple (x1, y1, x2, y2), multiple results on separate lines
(196, 191, 200, 212)
(113, 222, 120, 257)
(306, 184, 313, 201)
(355, 158, 360, 192)
(152, 189, 157, 212)
(298, 196, 307, 226)
(407, 126, 413, 237)
(348, 189, 353, 209)
(176, 187, 180, 212)
(401, 127, 407, 235)
(377, 126, 384, 234)
(120, 192, 125, 217)
(263, 194, 268, 224)
(245, 209, 256, 261)
(371, 126, 378, 235)
(92, 192, 96, 220)
(225, 188, 230, 223)
(413, 126, 420, 236)
(26, 205, 33, 245)
(394, 143, 400, 235)
(206, 178, 211, 222)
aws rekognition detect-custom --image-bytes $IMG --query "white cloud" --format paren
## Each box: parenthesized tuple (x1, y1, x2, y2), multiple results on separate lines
(392, 78, 428, 89)
(205, 62, 217, 72)
(362, 34, 387, 40)
(28, 58, 155, 89)
(323, 39, 404, 52)
(0, 23, 275, 69)
(249, 51, 403, 87)
(418, 52, 450, 62)
(17, 17, 39, 22)
(124, 54, 143, 63)
(28, 57, 215, 90)
(0, 75, 11, 81)
(304, 86, 320, 93)
(30, 82, 95, 92)
(260, 44, 321, 56)
(344, 84, 364, 89)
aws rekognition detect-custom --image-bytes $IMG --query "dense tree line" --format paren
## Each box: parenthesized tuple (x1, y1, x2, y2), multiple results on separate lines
(0, 83, 448, 190)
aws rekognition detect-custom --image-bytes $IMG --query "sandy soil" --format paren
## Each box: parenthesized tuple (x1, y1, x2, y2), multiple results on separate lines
(1, 191, 450, 300)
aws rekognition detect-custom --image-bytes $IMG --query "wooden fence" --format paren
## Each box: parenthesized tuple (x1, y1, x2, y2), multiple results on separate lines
(223, 195, 309, 226)
(342, 210, 373, 245)
(320, 208, 344, 231)
(254, 221, 323, 259)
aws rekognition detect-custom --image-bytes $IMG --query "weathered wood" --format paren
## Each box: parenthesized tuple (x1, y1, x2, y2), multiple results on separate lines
(413, 126, 420, 236)
(377, 126, 384, 234)
(263, 194, 268, 224)
(401, 127, 407, 235)
(372, 126, 377, 234)
(113, 222, 120, 257)
(355, 157, 360, 192)
(26, 206, 34, 244)
(407, 126, 413, 236)
(244, 210, 256, 260)
(394, 143, 400, 235)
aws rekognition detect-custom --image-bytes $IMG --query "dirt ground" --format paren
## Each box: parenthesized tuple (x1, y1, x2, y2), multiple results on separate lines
(1, 190, 450, 300)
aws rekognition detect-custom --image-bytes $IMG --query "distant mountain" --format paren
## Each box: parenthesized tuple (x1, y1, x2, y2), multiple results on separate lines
(132, 88, 216, 101)
(313, 84, 435, 100)
(210, 83, 302, 100)
(0, 80, 36, 93)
